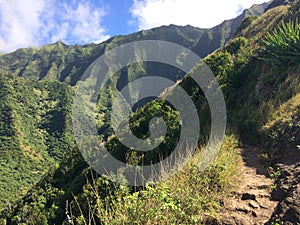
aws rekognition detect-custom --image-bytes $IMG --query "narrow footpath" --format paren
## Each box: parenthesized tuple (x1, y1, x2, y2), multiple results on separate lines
(220, 145, 278, 225)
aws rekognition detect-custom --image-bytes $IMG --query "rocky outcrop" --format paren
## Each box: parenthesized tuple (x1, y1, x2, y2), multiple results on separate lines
(267, 162, 300, 224)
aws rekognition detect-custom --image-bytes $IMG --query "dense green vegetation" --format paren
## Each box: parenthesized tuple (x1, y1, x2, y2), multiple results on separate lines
(0, 74, 75, 209)
(0, 135, 241, 225)
(106, 98, 182, 165)
(0, 0, 300, 224)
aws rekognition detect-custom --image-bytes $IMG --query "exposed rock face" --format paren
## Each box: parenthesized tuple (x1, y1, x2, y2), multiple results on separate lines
(266, 112, 300, 224)
(267, 163, 300, 224)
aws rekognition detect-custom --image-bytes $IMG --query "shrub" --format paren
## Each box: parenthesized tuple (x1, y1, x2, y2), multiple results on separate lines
(261, 19, 300, 70)
(226, 37, 249, 55)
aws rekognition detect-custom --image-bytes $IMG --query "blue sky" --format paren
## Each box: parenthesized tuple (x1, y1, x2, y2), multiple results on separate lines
(0, 0, 268, 53)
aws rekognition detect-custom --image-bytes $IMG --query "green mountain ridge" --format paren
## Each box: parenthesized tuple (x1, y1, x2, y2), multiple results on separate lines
(0, 2, 268, 85)
(193, 2, 270, 56)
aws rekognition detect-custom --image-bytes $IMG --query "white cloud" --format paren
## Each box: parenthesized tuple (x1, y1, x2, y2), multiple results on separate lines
(131, 0, 268, 30)
(0, 0, 46, 52)
(56, 2, 109, 44)
(0, 0, 109, 52)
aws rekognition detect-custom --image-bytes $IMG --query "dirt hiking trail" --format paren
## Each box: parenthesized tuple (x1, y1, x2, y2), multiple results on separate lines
(220, 145, 279, 225)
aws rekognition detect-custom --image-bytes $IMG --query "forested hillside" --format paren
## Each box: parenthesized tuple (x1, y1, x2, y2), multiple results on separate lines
(0, 0, 300, 224)
(0, 74, 74, 210)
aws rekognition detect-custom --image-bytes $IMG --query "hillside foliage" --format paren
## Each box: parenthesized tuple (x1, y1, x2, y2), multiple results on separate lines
(0, 1, 299, 224)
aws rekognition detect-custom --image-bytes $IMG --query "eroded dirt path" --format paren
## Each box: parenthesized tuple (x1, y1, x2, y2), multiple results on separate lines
(220, 145, 278, 225)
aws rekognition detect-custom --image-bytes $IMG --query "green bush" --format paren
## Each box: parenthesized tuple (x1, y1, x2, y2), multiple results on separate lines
(204, 44, 252, 91)
(226, 37, 249, 55)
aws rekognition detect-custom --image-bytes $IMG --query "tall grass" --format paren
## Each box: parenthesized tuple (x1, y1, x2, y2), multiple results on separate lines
(71, 136, 241, 225)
